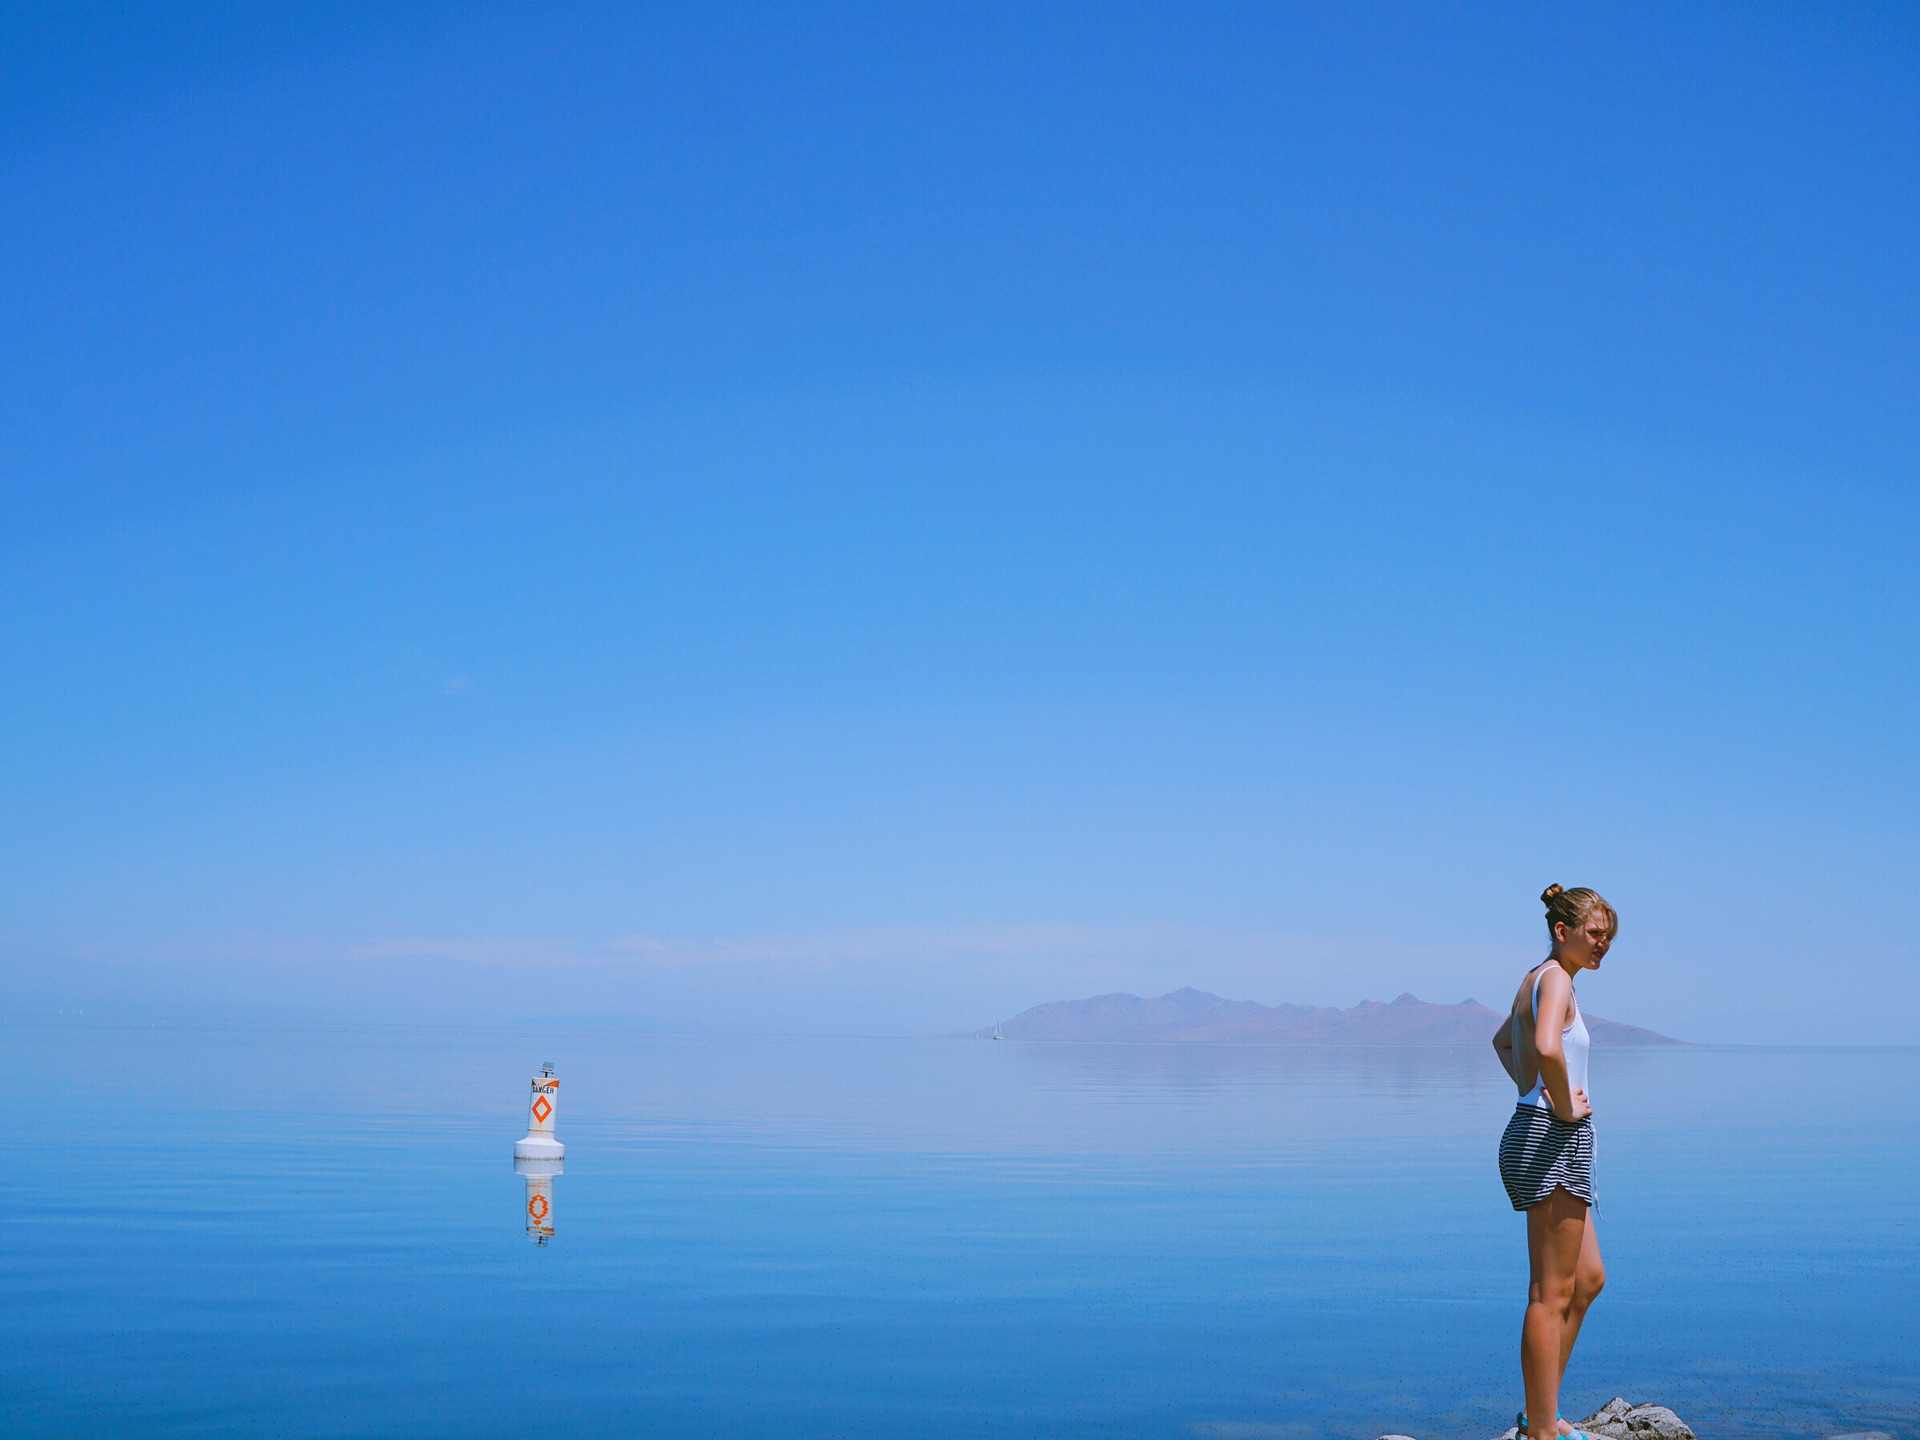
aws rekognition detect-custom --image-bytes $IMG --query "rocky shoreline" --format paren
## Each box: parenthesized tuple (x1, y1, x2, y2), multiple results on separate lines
(1379, 1398, 1698, 1440)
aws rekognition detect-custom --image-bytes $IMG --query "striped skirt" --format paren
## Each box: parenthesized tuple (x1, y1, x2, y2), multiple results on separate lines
(1498, 1102, 1596, 1211)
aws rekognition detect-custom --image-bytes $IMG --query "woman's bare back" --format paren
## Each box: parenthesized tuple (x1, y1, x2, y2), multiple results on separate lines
(1506, 963, 1576, 1098)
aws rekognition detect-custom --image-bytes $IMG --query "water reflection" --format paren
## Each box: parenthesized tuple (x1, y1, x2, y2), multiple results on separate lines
(8, 1026, 1916, 1440)
(1003, 1037, 1497, 1096)
(515, 1156, 562, 1244)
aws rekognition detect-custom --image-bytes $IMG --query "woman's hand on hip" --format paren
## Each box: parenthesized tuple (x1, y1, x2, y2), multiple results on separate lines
(1555, 1088, 1593, 1124)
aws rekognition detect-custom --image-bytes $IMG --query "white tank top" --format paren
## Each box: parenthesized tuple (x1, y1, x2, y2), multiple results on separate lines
(1516, 965, 1589, 1112)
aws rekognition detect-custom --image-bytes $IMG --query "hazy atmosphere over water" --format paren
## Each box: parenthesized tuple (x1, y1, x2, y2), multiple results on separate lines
(3, 3, 1917, 1042)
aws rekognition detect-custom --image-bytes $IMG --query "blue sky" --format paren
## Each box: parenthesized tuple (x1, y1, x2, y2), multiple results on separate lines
(3, 3, 1915, 1041)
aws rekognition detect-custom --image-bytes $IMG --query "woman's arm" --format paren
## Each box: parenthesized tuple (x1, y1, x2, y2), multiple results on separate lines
(1530, 967, 1588, 1122)
(1491, 1018, 1518, 1083)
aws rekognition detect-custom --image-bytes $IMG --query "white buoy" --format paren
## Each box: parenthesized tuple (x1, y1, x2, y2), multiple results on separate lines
(514, 1063, 564, 1160)
(516, 1155, 562, 1243)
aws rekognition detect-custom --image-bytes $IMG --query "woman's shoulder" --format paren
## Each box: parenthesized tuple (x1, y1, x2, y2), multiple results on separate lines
(1532, 964, 1576, 1025)
(1532, 963, 1572, 1000)
(1512, 960, 1569, 1011)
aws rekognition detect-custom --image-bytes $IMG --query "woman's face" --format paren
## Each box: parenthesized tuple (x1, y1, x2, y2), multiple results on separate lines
(1554, 910, 1613, 969)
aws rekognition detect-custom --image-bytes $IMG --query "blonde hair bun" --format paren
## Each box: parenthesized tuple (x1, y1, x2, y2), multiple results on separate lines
(1541, 883, 1618, 939)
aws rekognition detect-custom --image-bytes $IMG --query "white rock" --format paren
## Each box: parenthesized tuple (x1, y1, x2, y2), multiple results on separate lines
(1488, 1400, 1696, 1440)
(1619, 1403, 1694, 1440)
(1574, 1398, 1636, 1438)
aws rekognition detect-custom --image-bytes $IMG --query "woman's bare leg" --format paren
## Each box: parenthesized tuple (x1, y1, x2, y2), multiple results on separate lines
(1522, 1188, 1590, 1440)
(1534, 1210, 1606, 1432)
(1560, 1212, 1606, 1381)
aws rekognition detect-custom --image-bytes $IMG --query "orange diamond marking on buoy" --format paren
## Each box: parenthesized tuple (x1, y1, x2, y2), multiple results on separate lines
(531, 1096, 552, 1123)
(528, 1195, 549, 1221)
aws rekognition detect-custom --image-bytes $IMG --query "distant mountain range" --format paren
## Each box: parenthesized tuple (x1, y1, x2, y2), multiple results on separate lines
(974, 987, 1684, 1045)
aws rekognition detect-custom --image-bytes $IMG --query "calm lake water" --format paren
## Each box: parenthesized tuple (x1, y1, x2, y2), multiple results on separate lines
(4, 1025, 1914, 1440)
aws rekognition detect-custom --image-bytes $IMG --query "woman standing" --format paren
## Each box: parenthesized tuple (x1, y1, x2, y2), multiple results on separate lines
(1491, 885, 1617, 1440)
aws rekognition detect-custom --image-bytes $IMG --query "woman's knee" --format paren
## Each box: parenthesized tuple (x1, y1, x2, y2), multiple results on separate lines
(1528, 1274, 1579, 1311)
(1573, 1261, 1606, 1308)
